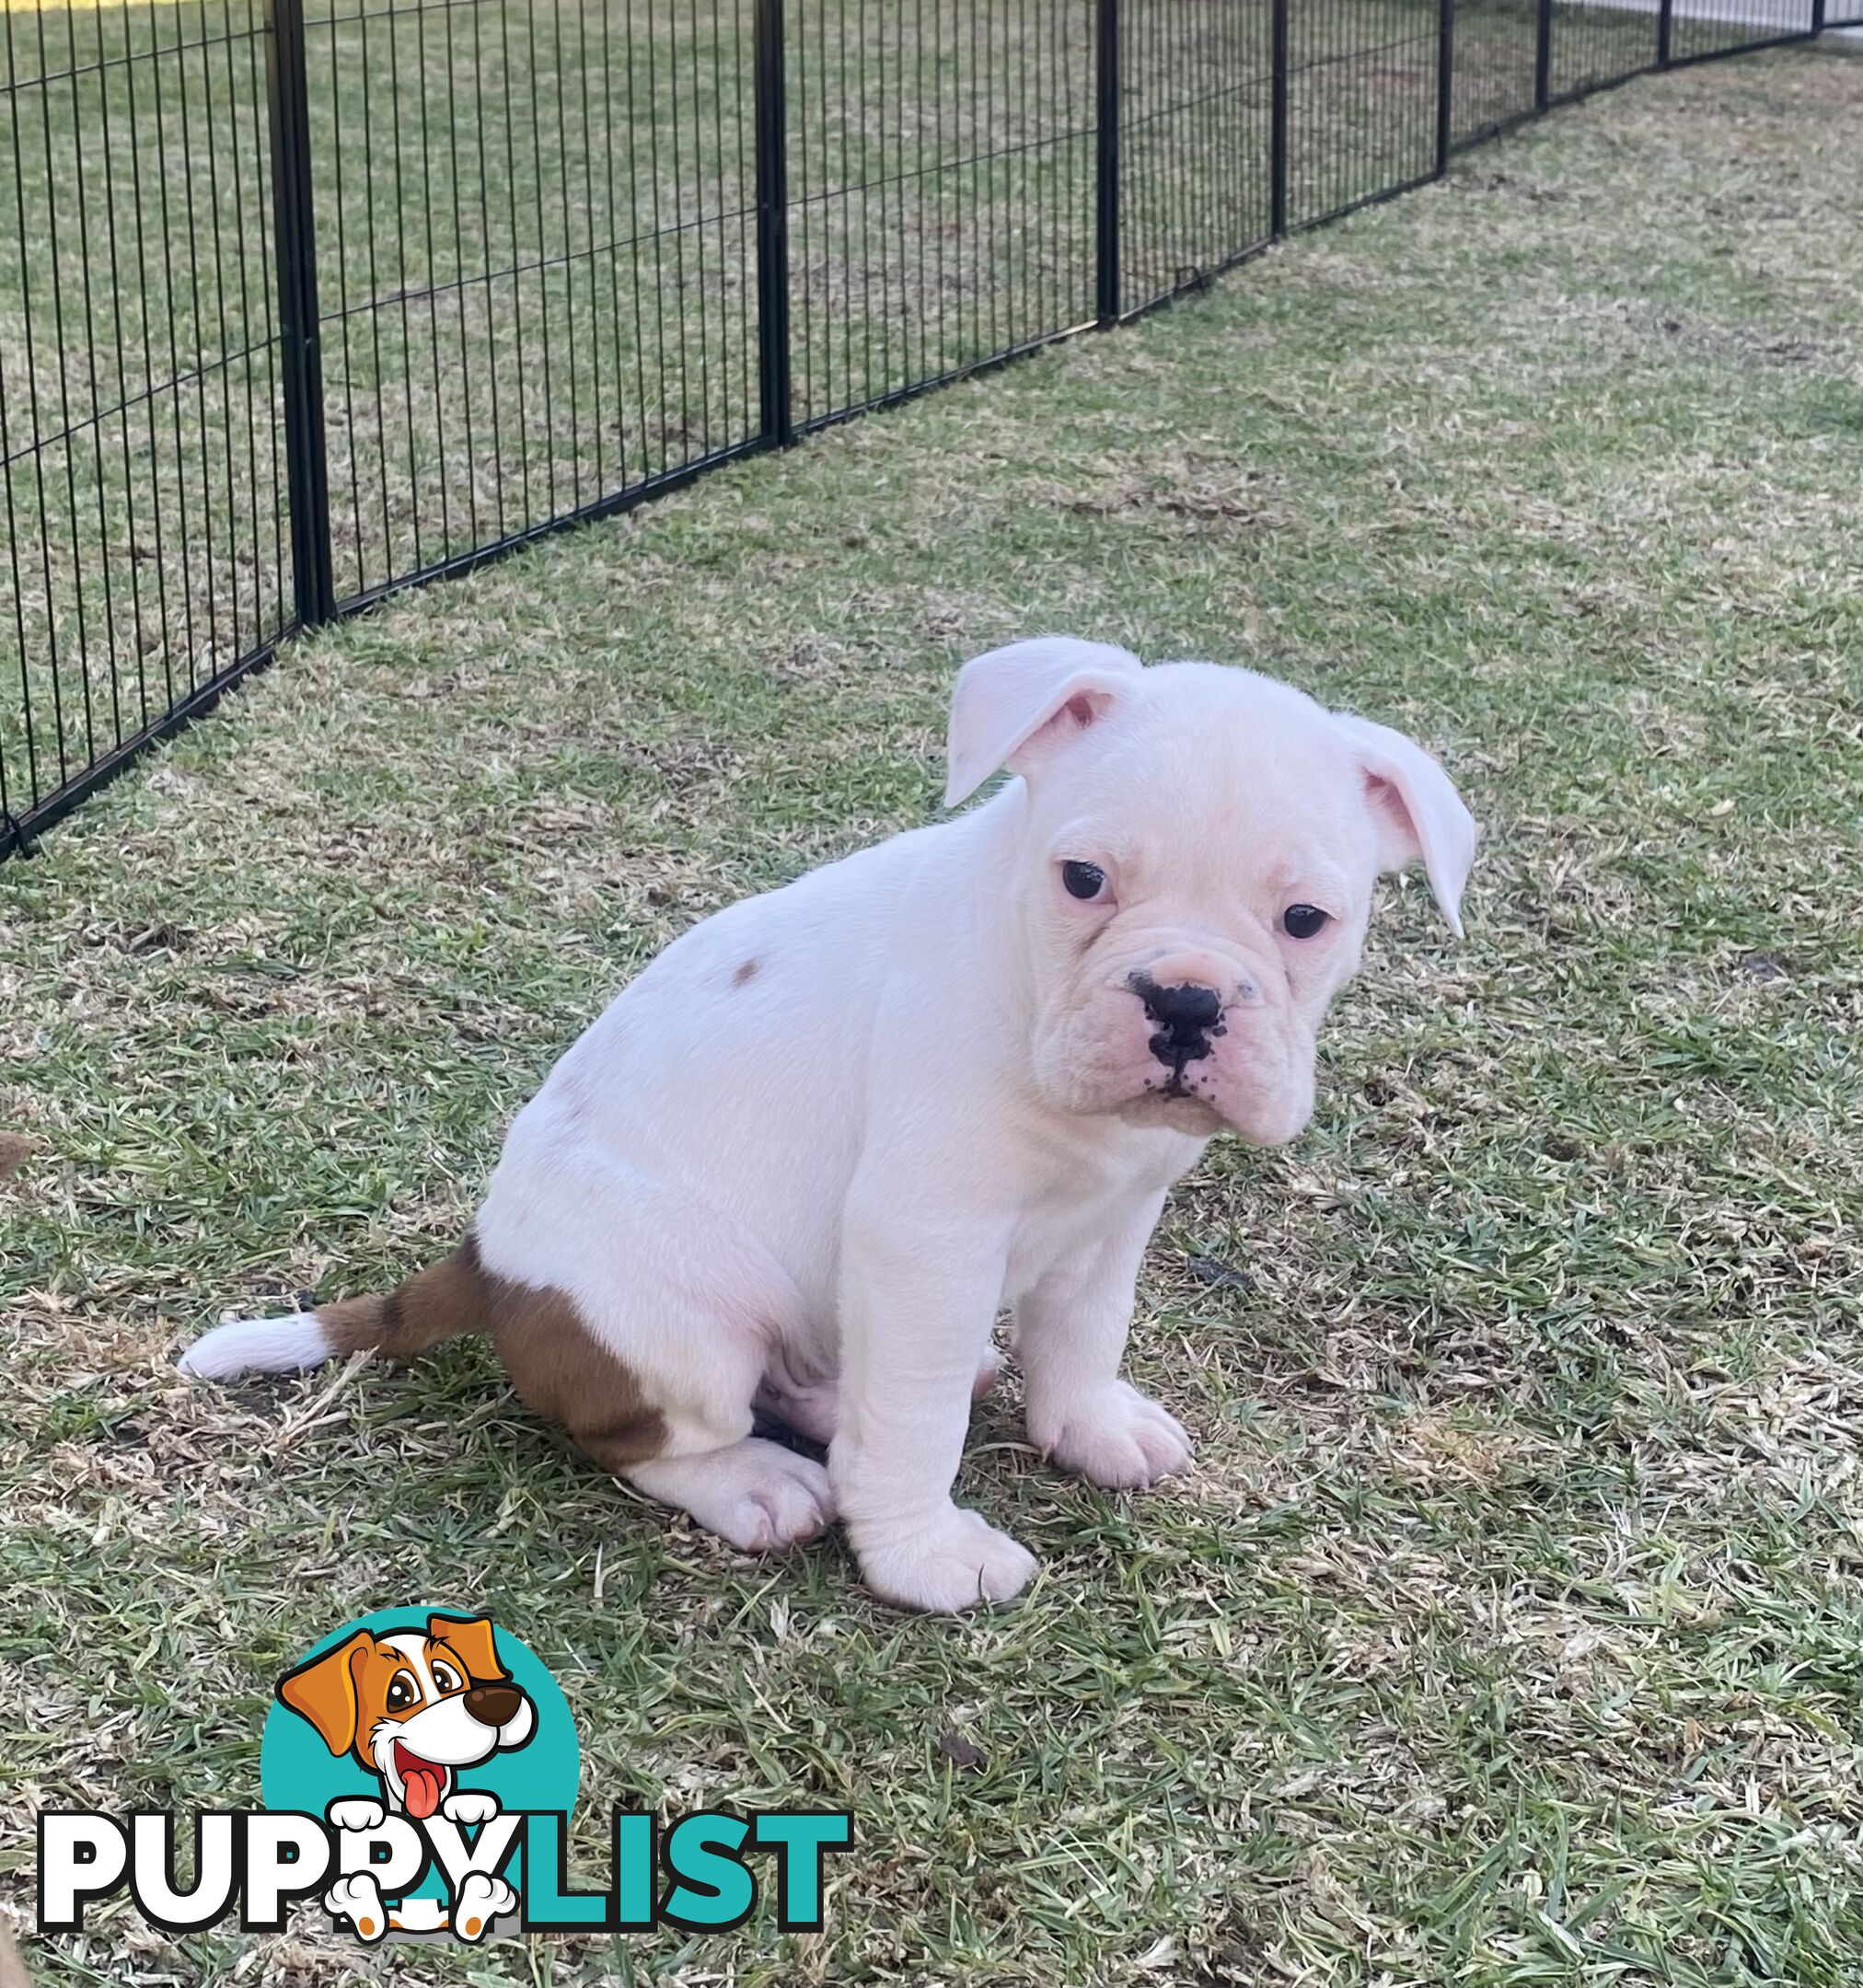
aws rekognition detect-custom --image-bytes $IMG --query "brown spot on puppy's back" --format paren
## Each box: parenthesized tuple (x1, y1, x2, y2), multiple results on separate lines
(732, 956, 759, 987)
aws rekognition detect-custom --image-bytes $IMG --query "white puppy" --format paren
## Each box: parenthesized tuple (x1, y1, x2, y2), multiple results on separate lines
(181, 639, 1476, 1612)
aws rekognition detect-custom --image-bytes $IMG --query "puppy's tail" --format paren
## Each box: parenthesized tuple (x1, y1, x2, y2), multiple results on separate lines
(179, 1237, 493, 1381)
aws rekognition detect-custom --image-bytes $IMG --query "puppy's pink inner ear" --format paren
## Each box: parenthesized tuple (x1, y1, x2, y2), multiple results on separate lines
(1033, 687, 1115, 752)
(1365, 769, 1423, 867)
(1061, 689, 1105, 729)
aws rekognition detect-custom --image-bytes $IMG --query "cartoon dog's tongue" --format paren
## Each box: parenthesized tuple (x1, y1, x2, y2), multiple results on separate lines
(393, 1741, 448, 1820)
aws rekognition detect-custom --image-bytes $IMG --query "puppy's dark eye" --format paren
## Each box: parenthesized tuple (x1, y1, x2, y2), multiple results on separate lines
(1061, 861, 1107, 902)
(385, 1672, 417, 1712)
(431, 1662, 461, 1694)
(1282, 904, 1330, 939)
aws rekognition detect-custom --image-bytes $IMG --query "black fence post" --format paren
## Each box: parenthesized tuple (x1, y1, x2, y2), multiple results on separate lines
(1658, 0, 1673, 65)
(265, 0, 332, 627)
(754, 0, 793, 446)
(1534, 0, 1553, 109)
(1812, 0, 1825, 29)
(1095, 0, 1120, 325)
(1436, 0, 1455, 173)
(1270, 0, 1289, 237)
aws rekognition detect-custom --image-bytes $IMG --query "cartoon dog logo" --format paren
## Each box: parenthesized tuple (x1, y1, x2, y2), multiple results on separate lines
(276, 1612, 534, 1938)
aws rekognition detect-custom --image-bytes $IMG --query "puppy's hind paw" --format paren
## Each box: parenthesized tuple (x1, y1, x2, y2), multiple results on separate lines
(853, 1504, 1038, 1613)
(1030, 1381, 1191, 1490)
(631, 1436, 835, 1555)
(453, 1871, 518, 1942)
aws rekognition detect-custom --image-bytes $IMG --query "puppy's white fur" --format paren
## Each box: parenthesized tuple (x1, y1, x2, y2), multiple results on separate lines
(180, 1312, 330, 1380)
(187, 641, 1475, 1613)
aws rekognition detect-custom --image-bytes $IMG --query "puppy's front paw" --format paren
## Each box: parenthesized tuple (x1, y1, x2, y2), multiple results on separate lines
(453, 1871, 518, 1941)
(324, 1872, 388, 1943)
(853, 1504, 1037, 1612)
(1030, 1381, 1191, 1489)
(327, 1797, 386, 1833)
(441, 1790, 500, 1827)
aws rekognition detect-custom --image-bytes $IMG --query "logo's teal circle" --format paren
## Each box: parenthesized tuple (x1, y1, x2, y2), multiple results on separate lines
(260, 1607, 579, 1822)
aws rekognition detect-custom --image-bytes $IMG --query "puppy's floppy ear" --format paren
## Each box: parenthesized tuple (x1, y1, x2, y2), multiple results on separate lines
(427, 1613, 508, 1685)
(1333, 712, 1478, 938)
(277, 1631, 374, 1757)
(943, 636, 1143, 808)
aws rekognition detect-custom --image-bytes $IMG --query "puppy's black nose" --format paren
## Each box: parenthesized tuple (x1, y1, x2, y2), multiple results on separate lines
(1141, 981, 1221, 1034)
(1136, 978, 1222, 1072)
(463, 1683, 523, 1728)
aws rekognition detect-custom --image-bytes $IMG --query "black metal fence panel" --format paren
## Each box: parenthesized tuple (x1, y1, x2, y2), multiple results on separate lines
(307, 0, 762, 608)
(2, 0, 289, 841)
(1669, 0, 1815, 64)
(786, 0, 1096, 430)
(1119, 0, 1274, 312)
(1548, 0, 1656, 100)
(1452, 0, 1542, 143)
(1287, 0, 1442, 227)
(0, 0, 1842, 855)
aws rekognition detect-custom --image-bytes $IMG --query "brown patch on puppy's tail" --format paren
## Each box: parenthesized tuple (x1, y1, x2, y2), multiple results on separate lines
(179, 1236, 495, 1381)
(318, 1236, 497, 1360)
(182, 1234, 669, 1474)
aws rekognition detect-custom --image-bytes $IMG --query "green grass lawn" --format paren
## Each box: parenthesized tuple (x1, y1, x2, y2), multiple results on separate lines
(5, 40, 1863, 1988)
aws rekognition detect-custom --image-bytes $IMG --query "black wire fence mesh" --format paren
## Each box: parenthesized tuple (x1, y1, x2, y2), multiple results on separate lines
(2, 0, 289, 840)
(307, 0, 763, 605)
(788, 2, 1099, 425)
(0, 0, 1839, 852)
